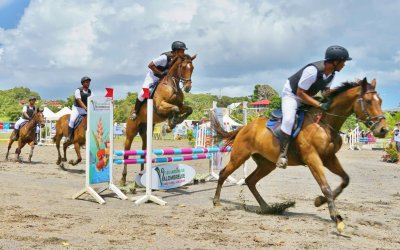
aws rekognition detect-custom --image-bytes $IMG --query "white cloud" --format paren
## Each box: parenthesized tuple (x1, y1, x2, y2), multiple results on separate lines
(0, 0, 399, 108)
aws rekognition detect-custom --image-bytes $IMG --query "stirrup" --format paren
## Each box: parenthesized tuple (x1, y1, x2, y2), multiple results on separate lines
(129, 112, 137, 120)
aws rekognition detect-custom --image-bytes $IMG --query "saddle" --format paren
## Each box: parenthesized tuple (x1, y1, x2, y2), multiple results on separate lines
(266, 109, 305, 140)
(69, 115, 86, 129)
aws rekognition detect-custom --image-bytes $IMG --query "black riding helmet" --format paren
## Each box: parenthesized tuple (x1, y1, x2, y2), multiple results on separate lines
(81, 76, 91, 84)
(171, 41, 188, 51)
(325, 46, 352, 61)
(29, 96, 37, 101)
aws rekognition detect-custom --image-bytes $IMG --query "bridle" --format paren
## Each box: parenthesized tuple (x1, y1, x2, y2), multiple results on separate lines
(357, 89, 385, 130)
(174, 59, 192, 89)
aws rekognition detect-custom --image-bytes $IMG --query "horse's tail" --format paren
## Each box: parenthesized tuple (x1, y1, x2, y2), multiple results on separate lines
(210, 113, 243, 147)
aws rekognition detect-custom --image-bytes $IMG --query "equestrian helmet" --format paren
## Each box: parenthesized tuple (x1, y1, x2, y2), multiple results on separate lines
(29, 96, 37, 101)
(81, 76, 91, 84)
(171, 41, 188, 51)
(325, 46, 352, 61)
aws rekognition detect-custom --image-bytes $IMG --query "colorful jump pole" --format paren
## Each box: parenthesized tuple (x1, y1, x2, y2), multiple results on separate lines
(114, 153, 213, 165)
(114, 146, 231, 157)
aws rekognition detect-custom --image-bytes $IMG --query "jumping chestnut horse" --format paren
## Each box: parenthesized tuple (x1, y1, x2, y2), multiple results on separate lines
(6, 110, 45, 162)
(121, 54, 196, 185)
(212, 78, 388, 232)
(53, 114, 87, 167)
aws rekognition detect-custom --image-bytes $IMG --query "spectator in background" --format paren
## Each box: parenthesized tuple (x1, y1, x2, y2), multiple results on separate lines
(393, 122, 400, 154)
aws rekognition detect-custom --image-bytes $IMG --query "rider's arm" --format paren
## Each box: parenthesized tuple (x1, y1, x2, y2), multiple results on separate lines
(74, 89, 87, 111)
(77, 99, 87, 111)
(148, 61, 164, 77)
(296, 66, 322, 108)
(148, 54, 168, 77)
(22, 106, 30, 119)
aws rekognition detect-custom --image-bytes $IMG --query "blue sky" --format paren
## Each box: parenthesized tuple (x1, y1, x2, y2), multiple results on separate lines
(0, 0, 399, 109)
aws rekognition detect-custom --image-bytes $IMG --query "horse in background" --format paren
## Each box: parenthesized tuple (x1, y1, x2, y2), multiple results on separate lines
(121, 54, 196, 185)
(53, 114, 87, 167)
(212, 78, 388, 232)
(6, 110, 45, 162)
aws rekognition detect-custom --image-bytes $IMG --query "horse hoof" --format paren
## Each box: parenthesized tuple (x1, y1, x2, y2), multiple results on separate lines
(166, 128, 172, 133)
(119, 179, 126, 186)
(336, 221, 345, 233)
(213, 201, 222, 207)
(314, 196, 326, 207)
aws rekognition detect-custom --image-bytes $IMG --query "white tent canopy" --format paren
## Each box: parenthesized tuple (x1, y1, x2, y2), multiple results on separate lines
(42, 107, 57, 120)
(54, 107, 72, 119)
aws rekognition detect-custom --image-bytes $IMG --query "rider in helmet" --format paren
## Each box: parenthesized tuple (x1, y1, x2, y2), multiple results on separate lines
(12, 96, 38, 141)
(66, 76, 92, 142)
(276, 45, 352, 169)
(129, 41, 188, 120)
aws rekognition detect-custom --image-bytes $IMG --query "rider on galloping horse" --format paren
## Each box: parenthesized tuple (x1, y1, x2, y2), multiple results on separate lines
(65, 76, 92, 142)
(129, 41, 188, 120)
(277, 45, 352, 168)
(12, 96, 38, 141)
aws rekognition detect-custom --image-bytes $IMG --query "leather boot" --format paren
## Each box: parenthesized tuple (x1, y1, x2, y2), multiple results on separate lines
(129, 99, 144, 120)
(65, 126, 74, 142)
(276, 133, 290, 169)
(12, 129, 19, 141)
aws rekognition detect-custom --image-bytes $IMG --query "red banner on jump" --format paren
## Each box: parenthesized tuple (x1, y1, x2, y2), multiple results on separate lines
(105, 88, 113, 99)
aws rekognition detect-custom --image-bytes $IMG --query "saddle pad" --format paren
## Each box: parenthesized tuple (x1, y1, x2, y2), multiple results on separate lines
(266, 109, 305, 139)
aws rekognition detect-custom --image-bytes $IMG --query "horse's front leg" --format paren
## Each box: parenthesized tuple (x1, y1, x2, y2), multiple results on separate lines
(174, 104, 193, 125)
(28, 141, 35, 163)
(15, 141, 26, 163)
(304, 151, 345, 233)
(69, 142, 82, 166)
(315, 155, 350, 207)
(156, 100, 180, 132)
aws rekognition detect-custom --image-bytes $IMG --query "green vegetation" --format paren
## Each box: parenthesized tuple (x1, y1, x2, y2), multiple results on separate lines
(1, 85, 398, 137)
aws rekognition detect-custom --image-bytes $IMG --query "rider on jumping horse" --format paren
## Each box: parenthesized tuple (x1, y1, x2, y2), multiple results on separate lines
(277, 45, 352, 168)
(66, 76, 92, 142)
(129, 41, 188, 120)
(12, 96, 38, 141)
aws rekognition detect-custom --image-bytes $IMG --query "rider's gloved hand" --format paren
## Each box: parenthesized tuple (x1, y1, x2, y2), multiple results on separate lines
(161, 69, 169, 76)
(319, 102, 330, 111)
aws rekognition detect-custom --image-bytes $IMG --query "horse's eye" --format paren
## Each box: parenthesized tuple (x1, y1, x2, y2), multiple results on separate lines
(366, 100, 372, 105)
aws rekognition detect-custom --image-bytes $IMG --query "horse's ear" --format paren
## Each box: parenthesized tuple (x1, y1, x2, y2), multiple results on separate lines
(361, 77, 368, 93)
(191, 54, 197, 61)
(371, 78, 377, 88)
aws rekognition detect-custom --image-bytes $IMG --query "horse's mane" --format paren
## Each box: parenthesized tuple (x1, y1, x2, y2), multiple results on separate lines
(327, 79, 371, 98)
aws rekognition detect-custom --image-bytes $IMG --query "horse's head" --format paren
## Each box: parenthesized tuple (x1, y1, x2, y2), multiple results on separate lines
(177, 54, 196, 93)
(34, 109, 46, 128)
(353, 78, 388, 138)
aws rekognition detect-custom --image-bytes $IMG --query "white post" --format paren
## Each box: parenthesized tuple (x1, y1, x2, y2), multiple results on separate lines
(132, 98, 166, 206)
(237, 101, 249, 185)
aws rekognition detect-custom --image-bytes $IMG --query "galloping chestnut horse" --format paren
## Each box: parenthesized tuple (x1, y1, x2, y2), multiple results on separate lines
(121, 54, 196, 185)
(212, 78, 388, 232)
(53, 114, 87, 166)
(6, 110, 45, 162)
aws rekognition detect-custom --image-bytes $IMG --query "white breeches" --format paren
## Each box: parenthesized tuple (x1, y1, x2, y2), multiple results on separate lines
(69, 106, 86, 128)
(281, 85, 301, 135)
(138, 72, 159, 101)
(14, 118, 29, 129)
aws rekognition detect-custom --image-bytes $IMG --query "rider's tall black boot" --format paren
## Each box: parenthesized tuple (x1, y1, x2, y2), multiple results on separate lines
(276, 133, 290, 169)
(12, 129, 20, 141)
(130, 99, 144, 120)
(65, 126, 74, 143)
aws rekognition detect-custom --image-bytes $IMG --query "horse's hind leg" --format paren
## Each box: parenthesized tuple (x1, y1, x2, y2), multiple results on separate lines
(5, 139, 14, 160)
(55, 137, 62, 165)
(213, 147, 250, 207)
(69, 142, 82, 165)
(315, 155, 350, 207)
(245, 154, 276, 212)
(121, 121, 140, 186)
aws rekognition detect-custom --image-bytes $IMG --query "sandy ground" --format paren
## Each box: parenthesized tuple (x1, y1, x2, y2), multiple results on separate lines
(1, 139, 400, 250)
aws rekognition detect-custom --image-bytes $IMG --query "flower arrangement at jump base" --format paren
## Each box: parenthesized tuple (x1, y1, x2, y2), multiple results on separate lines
(381, 143, 399, 164)
(91, 117, 110, 171)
